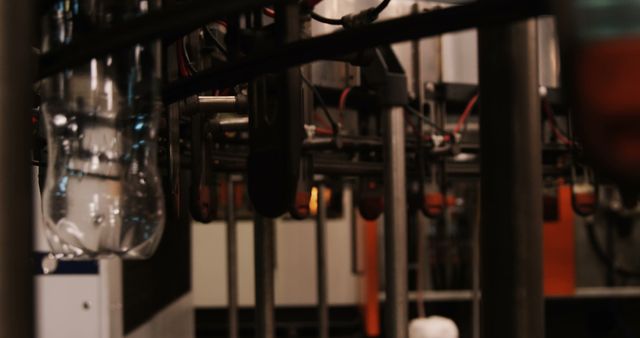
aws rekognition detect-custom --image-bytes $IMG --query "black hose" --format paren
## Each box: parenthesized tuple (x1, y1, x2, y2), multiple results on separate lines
(370, 0, 392, 18)
(310, 12, 343, 26)
(310, 0, 392, 26)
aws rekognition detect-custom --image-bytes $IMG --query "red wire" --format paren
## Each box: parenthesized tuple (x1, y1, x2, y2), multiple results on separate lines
(338, 87, 352, 111)
(543, 100, 573, 146)
(176, 39, 190, 78)
(405, 111, 418, 134)
(453, 94, 479, 135)
(338, 87, 352, 125)
(315, 127, 334, 136)
(263, 7, 275, 18)
(314, 112, 333, 131)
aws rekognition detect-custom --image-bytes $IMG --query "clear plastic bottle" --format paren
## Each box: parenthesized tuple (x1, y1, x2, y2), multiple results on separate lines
(40, 0, 165, 259)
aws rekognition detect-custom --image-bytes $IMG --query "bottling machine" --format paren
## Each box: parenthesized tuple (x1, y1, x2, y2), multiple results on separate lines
(0, 0, 639, 337)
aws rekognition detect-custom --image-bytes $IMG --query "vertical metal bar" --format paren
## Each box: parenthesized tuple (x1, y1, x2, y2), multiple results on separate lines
(254, 214, 275, 338)
(478, 18, 544, 338)
(227, 176, 239, 338)
(472, 187, 481, 338)
(316, 183, 329, 338)
(350, 184, 362, 275)
(383, 106, 408, 338)
(411, 3, 428, 319)
(0, 0, 34, 337)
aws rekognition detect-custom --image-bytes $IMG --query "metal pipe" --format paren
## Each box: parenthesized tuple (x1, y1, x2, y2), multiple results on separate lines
(383, 106, 408, 338)
(411, 3, 428, 318)
(472, 186, 481, 338)
(316, 183, 329, 338)
(227, 176, 239, 338)
(254, 215, 275, 338)
(206, 116, 250, 133)
(0, 0, 34, 336)
(478, 18, 544, 338)
(185, 95, 249, 115)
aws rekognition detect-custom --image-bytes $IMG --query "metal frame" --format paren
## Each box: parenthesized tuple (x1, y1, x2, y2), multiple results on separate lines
(0, 0, 34, 337)
(383, 106, 408, 338)
(162, 1, 549, 103)
(478, 16, 544, 338)
(254, 215, 275, 338)
(26, 2, 558, 337)
(316, 183, 329, 338)
(227, 176, 239, 338)
(38, 0, 278, 78)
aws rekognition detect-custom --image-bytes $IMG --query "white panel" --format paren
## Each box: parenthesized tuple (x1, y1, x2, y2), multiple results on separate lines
(442, 29, 478, 84)
(274, 219, 317, 305)
(274, 188, 360, 306)
(125, 294, 194, 338)
(538, 16, 561, 88)
(192, 222, 226, 306)
(325, 188, 361, 305)
(36, 276, 101, 338)
(192, 189, 361, 307)
(192, 221, 256, 307)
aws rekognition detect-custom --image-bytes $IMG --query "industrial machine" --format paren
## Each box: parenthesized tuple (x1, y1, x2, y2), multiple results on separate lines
(0, 0, 638, 338)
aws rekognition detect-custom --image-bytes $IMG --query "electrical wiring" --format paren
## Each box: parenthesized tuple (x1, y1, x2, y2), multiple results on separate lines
(310, 0, 391, 26)
(176, 39, 191, 77)
(543, 99, 574, 146)
(404, 111, 418, 134)
(315, 126, 335, 136)
(203, 25, 229, 57)
(263, 7, 275, 18)
(405, 104, 450, 137)
(301, 74, 340, 135)
(182, 37, 198, 75)
(338, 87, 352, 125)
(310, 11, 343, 26)
(453, 93, 478, 135)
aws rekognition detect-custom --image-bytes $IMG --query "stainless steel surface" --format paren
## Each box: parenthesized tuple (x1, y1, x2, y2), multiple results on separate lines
(383, 106, 408, 338)
(537, 16, 560, 89)
(254, 215, 275, 338)
(186, 95, 248, 114)
(562, 287, 640, 299)
(478, 17, 544, 338)
(316, 184, 329, 338)
(227, 177, 239, 338)
(207, 116, 250, 133)
(472, 186, 481, 338)
(380, 290, 474, 302)
(383, 287, 640, 302)
(0, 0, 34, 336)
(412, 4, 427, 318)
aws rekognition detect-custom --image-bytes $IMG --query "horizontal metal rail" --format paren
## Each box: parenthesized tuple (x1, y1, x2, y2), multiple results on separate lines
(162, 1, 549, 103)
(37, 0, 277, 78)
(37, 1, 548, 98)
